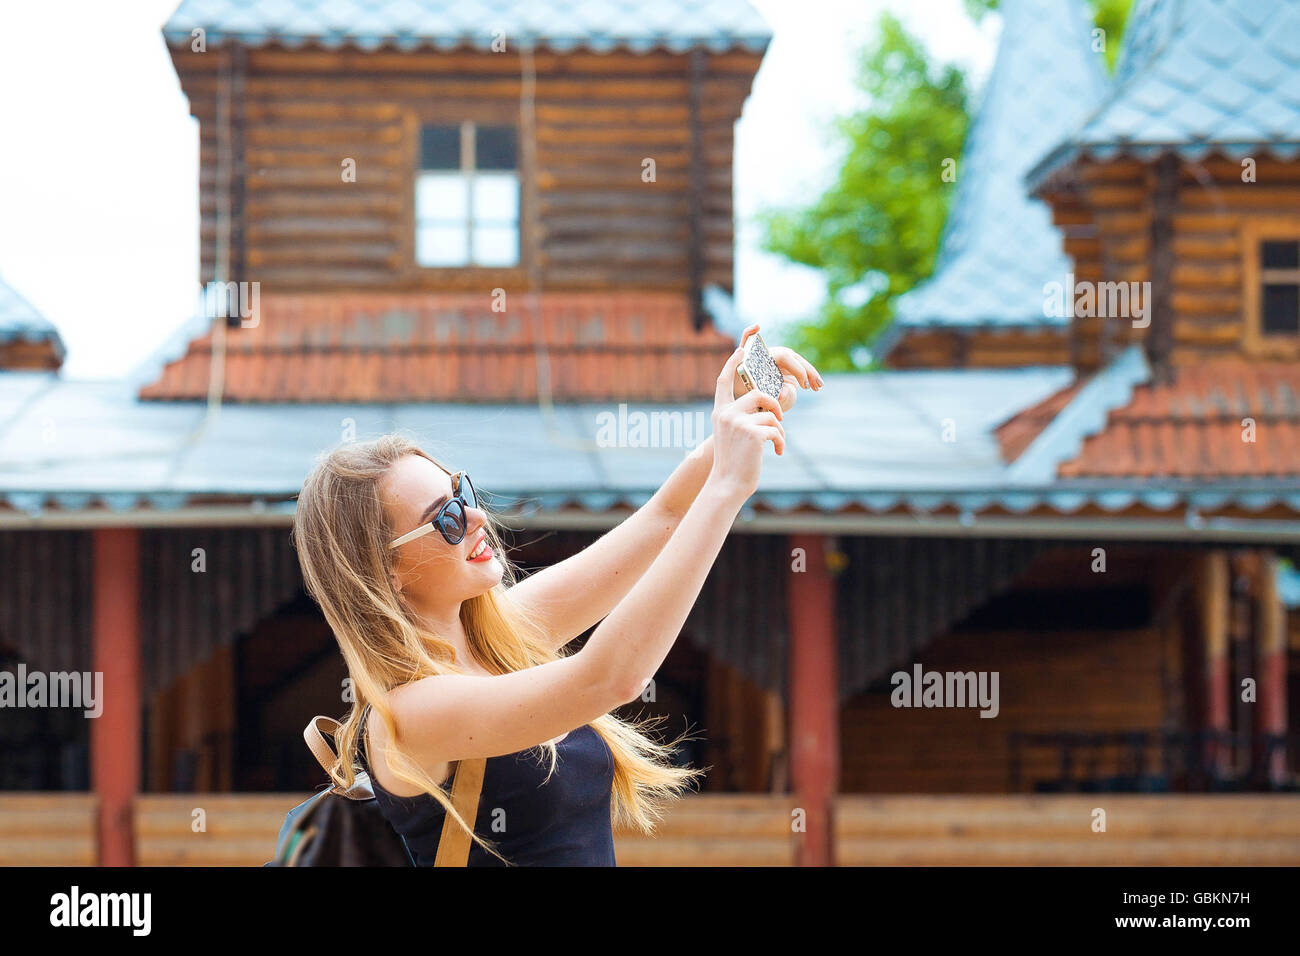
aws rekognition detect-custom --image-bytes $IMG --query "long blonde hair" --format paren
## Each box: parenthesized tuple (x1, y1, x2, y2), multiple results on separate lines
(291, 432, 704, 863)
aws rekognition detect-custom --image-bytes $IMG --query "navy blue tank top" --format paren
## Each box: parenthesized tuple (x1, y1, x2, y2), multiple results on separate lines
(359, 708, 617, 867)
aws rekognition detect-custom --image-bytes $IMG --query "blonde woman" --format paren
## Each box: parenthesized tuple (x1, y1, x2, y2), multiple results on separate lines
(291, 326, 822, 865)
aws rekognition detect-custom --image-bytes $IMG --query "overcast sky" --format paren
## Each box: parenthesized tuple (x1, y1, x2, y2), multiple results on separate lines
(0, 0, 997, 379)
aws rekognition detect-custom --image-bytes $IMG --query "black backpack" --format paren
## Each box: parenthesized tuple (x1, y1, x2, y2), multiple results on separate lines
(265, 715, 414, 866)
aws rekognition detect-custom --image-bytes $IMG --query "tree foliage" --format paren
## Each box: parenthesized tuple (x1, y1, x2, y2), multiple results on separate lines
(755, 13, 968, 371)
(760, 1, 1134, 371)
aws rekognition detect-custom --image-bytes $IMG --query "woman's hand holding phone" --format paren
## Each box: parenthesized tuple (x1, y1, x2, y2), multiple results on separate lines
(708, 345, 787, 501)
(733, 322, 824, 414)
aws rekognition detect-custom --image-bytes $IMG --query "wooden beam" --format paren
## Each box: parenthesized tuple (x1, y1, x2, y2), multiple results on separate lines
(1146, 154, 1179, 382)
(687, 49, 706, 331)
(230, 41, 248, 293)
(92, 528, 141, 867)
(787, 534, 839, 866)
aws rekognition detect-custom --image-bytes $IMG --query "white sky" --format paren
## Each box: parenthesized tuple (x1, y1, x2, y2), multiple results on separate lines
(0, 0, 998, 379)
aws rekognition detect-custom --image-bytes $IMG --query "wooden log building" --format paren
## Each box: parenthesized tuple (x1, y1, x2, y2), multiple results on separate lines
(0, 0, 1298, 867)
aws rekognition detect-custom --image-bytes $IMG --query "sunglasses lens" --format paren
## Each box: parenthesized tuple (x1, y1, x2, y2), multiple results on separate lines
(460, 474, 479, 510)
(439, 499, 466, 543)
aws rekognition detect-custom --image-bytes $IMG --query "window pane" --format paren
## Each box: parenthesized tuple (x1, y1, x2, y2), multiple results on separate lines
(472, 225, 519, 266)
(475, 125, 517, 170)
(472, 173, 519, 222)
(417, 225, 469, 267)
(1262, 283, 1300, 335)
(420, 124, 460, 170)
(416, 171, 468, 221)
(1262, 240, 1300, 270)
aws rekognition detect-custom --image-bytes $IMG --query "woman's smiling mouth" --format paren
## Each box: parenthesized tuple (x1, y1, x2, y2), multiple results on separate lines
(467, 535, 492, 561)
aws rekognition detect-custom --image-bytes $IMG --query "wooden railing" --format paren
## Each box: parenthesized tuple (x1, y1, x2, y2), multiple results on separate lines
(132, 792, 799, 866)
(134, 794, 303, 866)
(15, 792, 1296, 866)
(0, 793, 97, 866)
(615, 794, 798, 866)
(834, 794, 1300, 865)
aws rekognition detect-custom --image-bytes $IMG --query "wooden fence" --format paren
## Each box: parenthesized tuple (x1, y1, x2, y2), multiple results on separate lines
(4, 792, 1299, 866)
(834, 795, 1300, 865)
(0, 794, 97, 865)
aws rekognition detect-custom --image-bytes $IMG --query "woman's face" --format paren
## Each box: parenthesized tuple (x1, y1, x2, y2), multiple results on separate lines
(379, 454, 503, 605)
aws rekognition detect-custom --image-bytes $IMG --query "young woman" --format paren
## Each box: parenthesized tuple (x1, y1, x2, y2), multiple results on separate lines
(291, 326, 822, 865)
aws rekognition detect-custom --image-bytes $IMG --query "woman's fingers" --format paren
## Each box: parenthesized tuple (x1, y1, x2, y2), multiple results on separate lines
(769, 346, 824, 391)
(750, 410, 784, 434)
(736, 387, 783, 419)
(768, 346, 810, 388)
(778, 379, 798, 413)
(715, 346, 747, 410)
(752, 424, 786, 456)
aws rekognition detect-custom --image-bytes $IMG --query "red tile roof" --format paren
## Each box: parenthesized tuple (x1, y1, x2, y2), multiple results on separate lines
(999, 359, 1300, 479)
(139, 292, 736, 403)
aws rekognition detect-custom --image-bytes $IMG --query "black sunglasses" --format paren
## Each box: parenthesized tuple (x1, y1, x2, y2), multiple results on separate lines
(389, 472, 480, 548)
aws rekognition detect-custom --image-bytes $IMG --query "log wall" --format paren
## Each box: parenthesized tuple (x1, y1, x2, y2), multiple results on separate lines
(1046, 157, 1300, 371)
(171, 46, 759, 294)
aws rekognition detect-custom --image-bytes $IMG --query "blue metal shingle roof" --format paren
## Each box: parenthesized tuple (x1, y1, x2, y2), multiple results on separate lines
(0, 275, 65, 359)
(0, 365, 1070, 509)
(1027, 0, 1300, 192)
(884, 0, 1108, 345)
(4, 364, 1300, 534)
(161, 0, 773, 53)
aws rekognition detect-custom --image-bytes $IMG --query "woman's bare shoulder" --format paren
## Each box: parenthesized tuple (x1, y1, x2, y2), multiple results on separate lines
(364, 691, 454, 798)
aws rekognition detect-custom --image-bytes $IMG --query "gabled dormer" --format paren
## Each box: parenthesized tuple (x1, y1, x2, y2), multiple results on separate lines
(1026, 0, 1300, 378)
(146, 0, 771, 402)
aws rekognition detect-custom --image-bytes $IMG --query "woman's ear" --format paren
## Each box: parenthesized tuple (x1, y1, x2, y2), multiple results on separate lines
(389, 570, 403, 593)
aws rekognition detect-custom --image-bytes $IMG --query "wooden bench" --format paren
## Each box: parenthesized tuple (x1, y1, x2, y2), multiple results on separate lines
(834, 794, 1300, 865)
(0, 793, 97, 866)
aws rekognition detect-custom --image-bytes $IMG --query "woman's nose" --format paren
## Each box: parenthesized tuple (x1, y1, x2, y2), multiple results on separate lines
(463, 506, 488, 534)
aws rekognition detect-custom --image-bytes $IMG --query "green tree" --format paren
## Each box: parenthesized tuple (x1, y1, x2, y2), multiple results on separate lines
(756, 12, 968, 372)
(761, 2, 1133, 372)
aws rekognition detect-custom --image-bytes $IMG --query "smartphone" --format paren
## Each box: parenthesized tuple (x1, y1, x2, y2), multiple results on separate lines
(734, 331, 784, 402)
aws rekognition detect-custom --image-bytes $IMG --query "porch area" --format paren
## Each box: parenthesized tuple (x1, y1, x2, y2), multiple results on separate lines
(2, 527, 1299, 866)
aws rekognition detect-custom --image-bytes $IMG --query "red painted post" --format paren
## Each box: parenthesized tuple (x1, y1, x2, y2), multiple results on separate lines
(1201, 551, 1230, 779)
(787, 533, 838, 867)
(1258, 553, 1288, 785)
(92, 527, 141, 867)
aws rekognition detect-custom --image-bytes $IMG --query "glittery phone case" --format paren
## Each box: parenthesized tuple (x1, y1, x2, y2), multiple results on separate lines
(735, 332, 784, 401)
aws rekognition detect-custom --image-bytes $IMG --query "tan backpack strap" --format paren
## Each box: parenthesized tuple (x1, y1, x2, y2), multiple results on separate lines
(435, 757, 487, 867)
(306, 710, 487, 865)
(304, 715, 343, 779)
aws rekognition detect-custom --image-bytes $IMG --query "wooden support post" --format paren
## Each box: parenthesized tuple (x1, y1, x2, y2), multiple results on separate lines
(1258, 552, 1288, 785)
(686, 48, 706, 331)
(787, 533, 838, 866)
(92, 528, 141, 867)
(1199, 551, 1230, 780)
(1147, 154, 1179, 383)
